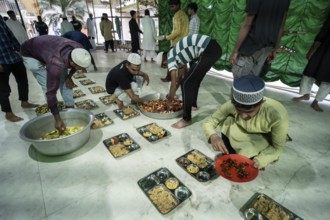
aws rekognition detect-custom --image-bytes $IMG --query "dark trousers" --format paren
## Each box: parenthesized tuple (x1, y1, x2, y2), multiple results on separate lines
(104, 40, 114, 52)
(0, 61, 29, 113)
(181, 39, 222, 121)
(131, 34, 140, 53)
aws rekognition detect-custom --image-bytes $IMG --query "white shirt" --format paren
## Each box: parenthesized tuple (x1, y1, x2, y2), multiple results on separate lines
(86, 18, 96, 38)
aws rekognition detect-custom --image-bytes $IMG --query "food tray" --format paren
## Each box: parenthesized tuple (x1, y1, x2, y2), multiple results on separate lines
(91, 113, 113, 129)
(73, 84, 78, 88)
(73, 89, 86, 99)
(113, 106, 140, 120)
(79, 79, 95, 85)
(99, 95, 117, 105)
(73, 74, 86, 79)
(35, 101, 66, 116)
(239, 193, 303, 220)
(138, 167, 192, 215)
(138, 93, 183, 120)
(75, 99, 98, 110)
(136, 123, 170, 143)
(176, 149, 219, 182)
(103, 133, 140, 158)
(88, 86, 106, 94)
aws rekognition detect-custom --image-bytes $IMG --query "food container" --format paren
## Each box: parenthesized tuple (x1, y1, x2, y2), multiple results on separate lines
(136, 123, 170, 143)
(73, 89, 86, 99)
(176, 149, 219, 182)
(35, 101, 66, 116)
(99, 95, 117, 105)
(113, 106, 140, 120)
(138, 167, 192, 215)
(91, 113, 113, 129)
(137, 93, 183, 120)
(103, 133, 140, 158)
(79, 79, 95, 85)
(239, 193, 303, 220)
(19, 109, 94, 156)
(75, 99, 98, 110)
(73, 74, 86, 79)
(88, 86, 106, 94)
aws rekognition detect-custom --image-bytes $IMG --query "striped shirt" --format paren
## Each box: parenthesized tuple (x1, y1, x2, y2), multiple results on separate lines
(167, 34, 211, 72)
(0, 17, 22, 65)
(189, 14, 200, 35)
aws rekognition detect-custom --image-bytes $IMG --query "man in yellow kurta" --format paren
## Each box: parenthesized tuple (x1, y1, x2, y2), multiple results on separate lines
(100, 13, 114, 53)
(203, 76, 288, 169)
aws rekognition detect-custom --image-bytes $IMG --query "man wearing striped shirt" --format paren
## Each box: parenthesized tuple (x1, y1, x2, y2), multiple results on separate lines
(188, 3, 200, 35)
(156, 34, 222, 128)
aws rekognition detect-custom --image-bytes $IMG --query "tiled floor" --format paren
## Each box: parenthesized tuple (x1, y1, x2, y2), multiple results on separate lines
(1, 50, 329, 220)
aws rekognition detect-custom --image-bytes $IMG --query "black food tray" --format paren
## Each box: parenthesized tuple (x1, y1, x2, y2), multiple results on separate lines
(91, 113, 113, 129)
(113, 106, 140, 120)
(103, 133, 140, 158)
(176, 149, 219, 182)
(239, 193, 303, 220)
(136, 123, 170, 143)
(137, 167, 192, 215)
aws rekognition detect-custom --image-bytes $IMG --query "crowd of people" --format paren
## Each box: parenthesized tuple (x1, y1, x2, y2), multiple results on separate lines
(0, 0, 329, 170)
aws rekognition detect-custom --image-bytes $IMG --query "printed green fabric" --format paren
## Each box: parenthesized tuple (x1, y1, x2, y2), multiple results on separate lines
(158, 0, 330, 87)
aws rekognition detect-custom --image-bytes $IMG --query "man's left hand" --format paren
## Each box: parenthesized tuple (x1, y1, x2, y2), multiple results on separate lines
(65, 76, 74, 89)
(142, 73, 150, 86)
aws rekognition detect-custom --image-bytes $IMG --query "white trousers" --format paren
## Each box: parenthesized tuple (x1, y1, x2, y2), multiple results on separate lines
(113, 76, 143, 101)
(300, 75, 330, 102)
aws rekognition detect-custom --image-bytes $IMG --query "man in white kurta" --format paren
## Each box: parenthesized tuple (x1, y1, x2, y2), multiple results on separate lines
(6, 10, 28, 44)
(86, 13, 97, 39)
(141, 9, 156, 62)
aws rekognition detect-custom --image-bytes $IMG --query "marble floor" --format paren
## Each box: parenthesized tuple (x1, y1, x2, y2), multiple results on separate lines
(1, 50, 329, 220)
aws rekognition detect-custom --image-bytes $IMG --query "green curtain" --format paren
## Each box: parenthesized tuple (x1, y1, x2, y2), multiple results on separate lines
(158, 0, 330, 87)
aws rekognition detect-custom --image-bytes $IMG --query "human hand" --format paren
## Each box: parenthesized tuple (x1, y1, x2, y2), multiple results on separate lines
(210, 134, 229, 154)
(267, 51, 276, 63)
(55, 118, 66, 134)
(143, 73, 150, 86)
(65, 76, 74, 89)
(229, 52, 238, 65)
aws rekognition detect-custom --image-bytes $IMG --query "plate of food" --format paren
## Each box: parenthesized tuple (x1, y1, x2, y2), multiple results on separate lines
(103, 133, 140, 158)
(73, 74, 86, 79)
(215, 154, 258, 182)
(138, 93, 183, 119)
(35, 101, 66, 116)
(79, 79, 95, 86)
(88, 86, 106, 94)
(91, 113, 113, 129)
(136, 123, 170, 143)
(73, 89, 86, 99)
(176, 149, 219, 182)
(113, 106, 140, 120)
(137, 167, 192, 215)
(99, 95, 117, 105)
(75, 99, 98, 110)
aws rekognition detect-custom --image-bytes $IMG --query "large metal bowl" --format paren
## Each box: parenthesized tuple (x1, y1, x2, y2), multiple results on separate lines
(19, 109, 94, 156)
(138, 93, 183, 120)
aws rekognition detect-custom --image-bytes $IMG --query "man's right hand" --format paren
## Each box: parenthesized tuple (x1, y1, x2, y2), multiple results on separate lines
(54, 113, 66, 133)
(210, 134, 229, 154)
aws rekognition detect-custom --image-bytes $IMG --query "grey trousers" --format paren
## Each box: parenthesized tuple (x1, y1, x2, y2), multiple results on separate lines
(300, 75, 330, 102)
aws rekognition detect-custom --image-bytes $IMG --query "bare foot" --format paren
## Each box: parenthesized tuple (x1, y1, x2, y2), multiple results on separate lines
(21, 101, 39, 108)
(5, 112, 23, 122)
(171, 119, 192, 129)
(292, 94, 310, 101)
(192, 106, 198, 111)
(311, 100, 323, 112)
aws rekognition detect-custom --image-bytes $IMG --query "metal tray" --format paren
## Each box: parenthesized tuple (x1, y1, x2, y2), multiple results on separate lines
(176, 149, 219, 182)
(73, 74, 86, 79)
(136, 123, 171, 143)
(239, 193, 303, 220)
(99, 95, 116, 105)
(35, 101, 66, 116)
(113, 106, 140, 120)
(103, 133, 140, 158)
(88, 86, 106, 94)
(137, 167, 192, 215)
(137, 93, 183, 120)
(79, 79, 95, 86)
(73, 89, 86, 99)
(91, 113, 113, 129)
(75, 99, 98, 110)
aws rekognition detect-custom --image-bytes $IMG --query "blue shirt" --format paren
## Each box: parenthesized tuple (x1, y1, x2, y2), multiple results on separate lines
(62, 31, 92, 50)
(0, 16, 22, 64)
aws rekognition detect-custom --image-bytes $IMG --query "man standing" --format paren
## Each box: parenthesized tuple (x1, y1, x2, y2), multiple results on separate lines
(35, 15, 48, 35)
(141, 9, 156, 62)
(105, 53, 149, 108)
(70, 15, 82, 31)
(159, 0, 189, 82)
(60, 16, 74, 35)
(100, 13, 115, 53)
(21, 36, 91, 132)
(229, 0, 290, 79)
(156, 34, 222, 128)
(5, 10, 29, 44)
(86, 13, 97, 40)
(0, 16, 38, 122)
(187, 3, 200, 35)
(129, 10, 143, 53)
